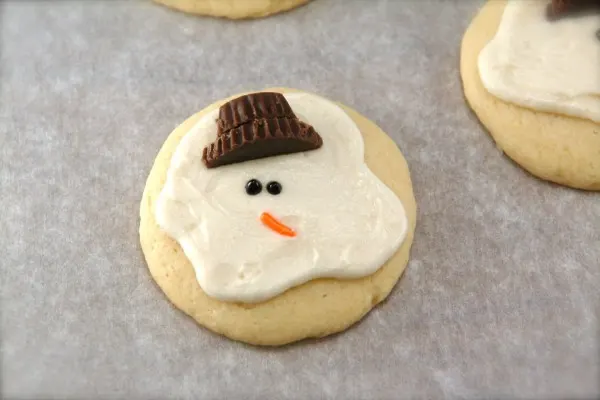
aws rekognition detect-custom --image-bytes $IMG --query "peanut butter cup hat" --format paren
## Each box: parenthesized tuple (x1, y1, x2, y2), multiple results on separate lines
(547, 0, 600, 19)
(202, 92, 323, 168)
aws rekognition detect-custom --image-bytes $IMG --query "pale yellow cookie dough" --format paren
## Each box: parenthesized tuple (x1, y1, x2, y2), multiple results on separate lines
(461, 0, 600, 191)
(153, 0, 311, 19)
(139, 88, 417, 346)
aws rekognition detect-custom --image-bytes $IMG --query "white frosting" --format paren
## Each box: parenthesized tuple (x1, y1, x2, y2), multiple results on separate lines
(155, 93, 408, 303)
(478, 0, 600, 122)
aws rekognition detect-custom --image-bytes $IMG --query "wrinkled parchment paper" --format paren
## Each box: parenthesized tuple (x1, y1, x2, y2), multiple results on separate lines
(1, 0, 598, 398)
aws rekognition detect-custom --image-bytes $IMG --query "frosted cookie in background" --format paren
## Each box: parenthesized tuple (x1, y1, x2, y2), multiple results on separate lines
(139, 88, 417, 346)
(152, 0, 311, 19)
(461, 0, 600, 190)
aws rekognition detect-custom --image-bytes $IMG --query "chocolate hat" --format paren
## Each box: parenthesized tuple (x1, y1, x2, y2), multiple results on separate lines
(202, 93, 323, 169)
(547, 0, 600, 19)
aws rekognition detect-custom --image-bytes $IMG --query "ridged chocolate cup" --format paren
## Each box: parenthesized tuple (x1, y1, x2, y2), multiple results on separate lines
(217, 92, 297, 136)
(546, 0, 600, 19)
(203, 117, 323, 168)
(202, 93, 323, 168)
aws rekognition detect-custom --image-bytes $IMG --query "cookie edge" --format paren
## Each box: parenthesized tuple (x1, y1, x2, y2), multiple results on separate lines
(152, 0, 312, 19)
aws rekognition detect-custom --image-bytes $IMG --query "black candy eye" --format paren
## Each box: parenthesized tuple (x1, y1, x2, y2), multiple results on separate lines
(266, 181, 282, 195)
(245, 179, 262, 195)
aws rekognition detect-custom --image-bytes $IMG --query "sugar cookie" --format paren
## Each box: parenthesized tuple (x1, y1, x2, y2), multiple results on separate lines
(139, 88, 417, 345)
(461, 0, 600, 190)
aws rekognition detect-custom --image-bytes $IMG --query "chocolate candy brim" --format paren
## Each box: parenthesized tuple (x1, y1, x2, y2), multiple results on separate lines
(203, 117, 323, 168)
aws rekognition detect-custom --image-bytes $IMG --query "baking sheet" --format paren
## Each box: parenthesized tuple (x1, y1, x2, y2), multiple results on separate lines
(1, 0, 599, 398)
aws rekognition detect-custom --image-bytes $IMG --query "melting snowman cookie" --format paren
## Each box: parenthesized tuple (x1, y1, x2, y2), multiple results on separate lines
(140, 88, 416, 345)
(461, 0, 600, 190)
(155, 92, 409, 303)
(477, 0, 600, 123)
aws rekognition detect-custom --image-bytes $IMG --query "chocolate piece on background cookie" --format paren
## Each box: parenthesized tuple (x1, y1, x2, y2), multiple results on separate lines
(546, 0, 600, 20)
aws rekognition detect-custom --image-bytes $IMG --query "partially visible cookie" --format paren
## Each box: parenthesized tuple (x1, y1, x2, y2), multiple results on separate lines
(153, 0, 311, 19)
(460, 0, 600, 190)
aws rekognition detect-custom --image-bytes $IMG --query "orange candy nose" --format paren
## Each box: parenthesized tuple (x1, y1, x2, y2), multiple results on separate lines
(260, 212, 296, 237)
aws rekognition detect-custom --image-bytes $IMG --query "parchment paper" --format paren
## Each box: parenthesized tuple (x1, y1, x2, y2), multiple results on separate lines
(1, 0, 599, 399)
